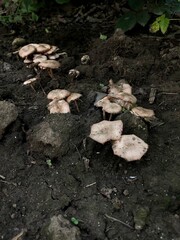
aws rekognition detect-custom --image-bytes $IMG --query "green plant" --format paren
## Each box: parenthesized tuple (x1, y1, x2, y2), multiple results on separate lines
(116, 0, 180, 34)
(0, 0, 70, 25)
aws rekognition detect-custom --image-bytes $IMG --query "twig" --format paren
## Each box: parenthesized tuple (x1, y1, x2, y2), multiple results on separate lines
(0, 180, 17, 186)
(84, 182, 96, 188)
(105, 214, 134, 230)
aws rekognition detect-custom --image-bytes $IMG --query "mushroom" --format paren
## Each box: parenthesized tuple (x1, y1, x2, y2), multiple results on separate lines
(81, 55, 90, 65)
(112, 134, 148, 161)
(38, 60, 60, 78)
(47, 89, 71, 100)
(66, 92, 82, 112)
(45, 45, 59, 55)
(131, 107, 155, 118)
(23, 77, 37, 91)
(33, 54, 47, 63)
(31, 43, 51, 53)
(68, 69, 80, 81)
(19, 44, 36, 58)
(102, 101, 122, 120)
(47, 99, 70, 114)
(89, 120, 123, 144)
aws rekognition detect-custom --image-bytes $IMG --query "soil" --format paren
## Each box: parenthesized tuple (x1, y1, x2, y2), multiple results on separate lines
(0, 2, 180, 240)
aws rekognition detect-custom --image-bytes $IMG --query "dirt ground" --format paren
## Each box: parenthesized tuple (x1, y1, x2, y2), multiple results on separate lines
(0, 3, 180, 240)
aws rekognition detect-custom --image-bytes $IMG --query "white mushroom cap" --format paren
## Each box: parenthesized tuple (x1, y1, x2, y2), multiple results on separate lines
(31, 43, 51, 53)
(89, 120, 123, 144)
(47, 99, 70, 114)
(33, 54, 47, 63)
(47, 89, 71, 100)
(131, 107, 155, 118)
(23, 77, 37, 85)
(102, 102, 122, 114)
(112, 134, 148, 161)
(94, 96, 110, 107)
(19, 44, 36, 58)
(68, 69, 80, 79)
(109, 92, 137, 104)
(38, 60, 60, 69)
(45, 45, 59, 55)
(66, 93, 82, 103)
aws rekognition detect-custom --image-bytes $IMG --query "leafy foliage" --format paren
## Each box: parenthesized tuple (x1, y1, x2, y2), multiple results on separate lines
(117, 0, 180, 34)
(0, 0, 70, 25)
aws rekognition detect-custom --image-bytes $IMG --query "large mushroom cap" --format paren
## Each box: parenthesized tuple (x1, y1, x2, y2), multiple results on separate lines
(47, 89, 71, 100)
(94, 96, 110, 108)
(33, 54, 47, 63)
(66, 93, 82, 103)
(112, 134, 148, 161)
(131, 107, 155, 118)
(30, 43, 51, 53)
(47, 99, 70, 114)
(102, 102, 122, 114)
(19, 44, 36, 58)
(89, 120, 123, 144)
(38, 60, 61, 69)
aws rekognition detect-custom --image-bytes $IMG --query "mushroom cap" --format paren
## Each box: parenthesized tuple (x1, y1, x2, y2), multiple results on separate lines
(45, 45, 59, 55)
(102, 101, 122, 114)
(112, 134, 148, 161)
(68, 69, 80, 78)
(19, 44, 36, 58)
(47, 99, 70, 114)
(109, 92, 137, 104)
(66, 93, 82, 103)
(38, 60, 61, 69)
(30, 43, 51, 53)
(131, 107, 155, 118)
(33, 54, 47, 63)
(94, 96, 110, 107)
(47, 89, 71, 100)
(23, 77, 37, 85)
(89, 120, 123, 144)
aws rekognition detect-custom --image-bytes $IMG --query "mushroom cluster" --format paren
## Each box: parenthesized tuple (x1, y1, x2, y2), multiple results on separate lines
(89, 120, 148, 162)
(47, 89, 82, 114)
(95, 79, 137, 119)
(17, 43, 65, 81)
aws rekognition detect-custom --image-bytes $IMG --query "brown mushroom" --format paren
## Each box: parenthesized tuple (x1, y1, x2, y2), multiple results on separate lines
(112, 134, 148, 161)
(89, 120, 123, 144)
(131, 106, 155, 118)
(47, 99, 70, 114)
(47, 89, 70, 100)
(38, 60, 60, 78)
(102, 101, 122, 120)
(19, 44, 36, 58)
(66, 93, 82, 112)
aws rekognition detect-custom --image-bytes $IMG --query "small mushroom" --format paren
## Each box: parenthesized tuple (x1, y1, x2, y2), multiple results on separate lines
(81, 55, 90, 65)
(47, 99, 70, 114)
(33, 54, 47, 63)
(102, 101, 122, 120)
(45, 45, 59, 55)
(131, 107, 155, 118)
(23, 77, 37, 91)
(38, 60, 60, 78)
(47, 89, 70, 100)
(66, 93, 82, 112)
(68, 69, 80, 81)
(112, 134, 148, 161)
(89, 120, 123, 144)
(19, 44, 36, 58)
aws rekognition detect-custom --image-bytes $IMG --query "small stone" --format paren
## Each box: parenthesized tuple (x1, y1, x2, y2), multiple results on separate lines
(123, 189, 129, 196)
(12, 37, 26, 47)
(41, 214, 81, 240)
(133, 206, 150, 230)
(0, 101, 18, 139)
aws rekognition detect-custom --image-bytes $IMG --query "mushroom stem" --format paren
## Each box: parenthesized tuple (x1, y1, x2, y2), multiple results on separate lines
(48, 68, 54, 79)
(102, 110, 106, 119)
(109, 114, 112, 121)
(30, 84, 36, 92)
(74, 100, 80, 112)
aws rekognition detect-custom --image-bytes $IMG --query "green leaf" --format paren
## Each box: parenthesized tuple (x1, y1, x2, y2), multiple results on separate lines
(128, 0, 144, 11)
(150, 21, 160, 33)
(159, 16, 170, 34)
(116, 11, 137, 32)
(71, 217, 79, 225)
(99, 33, 107, 40)
(55, 0, 70, 4)
(31, 12, 38, 22)
(136, 10, 150, 26)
